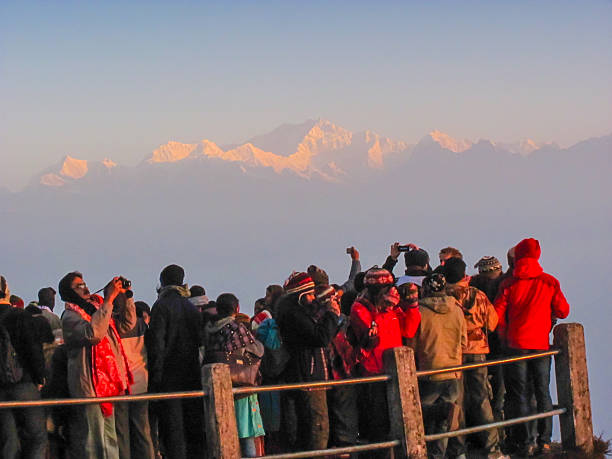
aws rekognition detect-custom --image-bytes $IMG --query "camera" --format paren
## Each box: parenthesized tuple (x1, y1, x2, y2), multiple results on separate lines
(397, 245, 412, 252)
(119, 277, 132, 289)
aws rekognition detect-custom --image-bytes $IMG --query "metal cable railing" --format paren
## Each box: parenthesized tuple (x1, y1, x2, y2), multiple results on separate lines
(416, 349, 559, 378)
(251, 440, 400, 459)
(0, 390, 205, 410)
(233, 374, 390, 396)
(424, 407, 566, 441)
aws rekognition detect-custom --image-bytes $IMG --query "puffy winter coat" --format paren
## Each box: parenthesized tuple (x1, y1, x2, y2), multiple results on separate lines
(349, 297, 404, 375)
(494, 239, 570, 350)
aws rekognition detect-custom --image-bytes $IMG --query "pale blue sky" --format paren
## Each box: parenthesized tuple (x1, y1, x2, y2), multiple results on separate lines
(1, 0, 611, 190)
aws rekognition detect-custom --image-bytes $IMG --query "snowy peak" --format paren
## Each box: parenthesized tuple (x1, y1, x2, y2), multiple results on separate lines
(428, 130, 473, 153)
(60, 155, 88, 179)
(38, 155, 118, 187)
(148, 141, 198, 163)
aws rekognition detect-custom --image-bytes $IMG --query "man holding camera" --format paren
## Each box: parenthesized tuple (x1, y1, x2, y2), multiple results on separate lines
(59, 272, 136, 459)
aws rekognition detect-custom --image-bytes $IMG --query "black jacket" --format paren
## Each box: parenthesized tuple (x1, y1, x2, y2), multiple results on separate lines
(276, 294, 338, 382)
(0, 305, 46, 385)
(147, 288, 202, 391)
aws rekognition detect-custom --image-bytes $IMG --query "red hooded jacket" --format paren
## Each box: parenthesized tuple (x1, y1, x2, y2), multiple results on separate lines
(494, 238, 570, 350)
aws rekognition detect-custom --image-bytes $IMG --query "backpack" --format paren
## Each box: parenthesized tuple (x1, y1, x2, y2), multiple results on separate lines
(256, 318, 290, 380)
(205, 321, 263, 387)
(0, 324, 23, 385)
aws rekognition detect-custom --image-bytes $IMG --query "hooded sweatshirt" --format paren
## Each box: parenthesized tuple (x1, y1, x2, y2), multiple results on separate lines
(415, 292, 467, 381)
(494, 238, 570, 350)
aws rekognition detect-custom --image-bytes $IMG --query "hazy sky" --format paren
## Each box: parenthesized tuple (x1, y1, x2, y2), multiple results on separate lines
(1, 0, 611, 190)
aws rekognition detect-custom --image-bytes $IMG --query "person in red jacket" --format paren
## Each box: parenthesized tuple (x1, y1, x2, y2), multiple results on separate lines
(494, 238, 569, 456)
(350, 268, 402, 458)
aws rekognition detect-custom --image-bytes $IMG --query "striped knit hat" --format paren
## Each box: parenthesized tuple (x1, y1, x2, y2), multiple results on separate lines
(284, 272, 316, 297)
(363, 268, 395, 287)
(474, 256, 502, 273)
(315, 284, 336, 304)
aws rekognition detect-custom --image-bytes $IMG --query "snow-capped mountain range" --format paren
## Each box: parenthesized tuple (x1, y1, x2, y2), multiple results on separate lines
(27, 118, 595, 190)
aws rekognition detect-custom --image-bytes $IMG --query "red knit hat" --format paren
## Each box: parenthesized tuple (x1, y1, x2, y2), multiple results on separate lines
(363, 268, 395, 287)
(514, 238, 541, 261)
(284, 272, 316, 296)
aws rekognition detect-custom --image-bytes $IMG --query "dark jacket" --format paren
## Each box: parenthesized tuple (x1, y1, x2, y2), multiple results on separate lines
(276, 294, 338, 382)
(0, 306, 46, 384)
(147, 286, 202, 391)
(469, 274, 504, 303)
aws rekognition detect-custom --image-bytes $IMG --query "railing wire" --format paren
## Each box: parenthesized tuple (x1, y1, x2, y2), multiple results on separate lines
(252, 440, 400, 459)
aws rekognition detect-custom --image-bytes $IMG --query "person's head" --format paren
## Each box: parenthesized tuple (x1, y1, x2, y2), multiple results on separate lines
(135, 301, 151, 324)
(353, 272, 366, 292)
(507, 246, 516, 270)
(25, 302, 41, 315)
(474, 256, 502, 279)
(363, 268, 399, 309)
(307, 265, 329, 286)
(404, 248, 430, 271)
(340, 289, 357, 316)
(190, 285, 206, 297)
(397, 282, 419, 306)
(38, 287, 56, 309)
(284, 272, 316, 307)
(0, 276, 10, 304)
(439, 247, 463, 266)
(514, 238, 541, 261)
(9, 295, 24, 309)
(159, 264, 185, 287)
(216, 293, 239, 318)
(314, 284, 338, 310)
(58, 271, 90, 303)
(254, 298, 266, 315)
(422, 273, 447, 297)
(441, 257, 466, 284)
(264, 285, 284, 308)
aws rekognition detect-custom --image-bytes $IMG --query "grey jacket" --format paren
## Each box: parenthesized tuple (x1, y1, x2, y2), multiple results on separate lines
(62, 297, 136, 397)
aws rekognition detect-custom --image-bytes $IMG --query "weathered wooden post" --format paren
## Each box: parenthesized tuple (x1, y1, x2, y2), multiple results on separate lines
(553, 323, 594, 454)
(383, 346, 427, 459)
(201, 363, 241, 459)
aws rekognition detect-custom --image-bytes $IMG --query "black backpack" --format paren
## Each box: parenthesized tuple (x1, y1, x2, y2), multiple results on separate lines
(0, 323, 23, 385)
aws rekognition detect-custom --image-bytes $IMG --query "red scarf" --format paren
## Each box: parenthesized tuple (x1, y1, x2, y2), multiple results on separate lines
(66, 297, 133, 416)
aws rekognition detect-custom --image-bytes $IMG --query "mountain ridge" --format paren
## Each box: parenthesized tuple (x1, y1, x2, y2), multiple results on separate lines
(16, 119, 612, 190)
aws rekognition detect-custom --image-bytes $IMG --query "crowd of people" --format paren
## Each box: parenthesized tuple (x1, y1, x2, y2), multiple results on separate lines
(0, 237, 570, 459)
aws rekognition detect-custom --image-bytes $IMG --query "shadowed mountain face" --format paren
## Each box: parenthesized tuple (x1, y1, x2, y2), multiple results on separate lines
(1, 120, 610, 435)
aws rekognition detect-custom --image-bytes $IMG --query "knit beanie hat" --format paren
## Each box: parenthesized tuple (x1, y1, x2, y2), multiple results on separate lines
(474, 256, 502, 273)
(442, 257, 466, 284)
(284, 272, 316, 297)
(307, 265, 330, 286)
(160, 264, 185, 287)
(314, 284, 336, 304)
(251, 310, 273, 333)
(363, 268, 395, 287)
(423, 273, 446, 293)
(514, 238, 541, 261)
(404, 248, 430, 268)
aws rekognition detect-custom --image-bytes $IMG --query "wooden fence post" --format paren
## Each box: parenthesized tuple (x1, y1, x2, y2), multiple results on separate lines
(383, 346, 427, 459)
(553, 323, 594, 454)
(201, 363, 241, 459)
